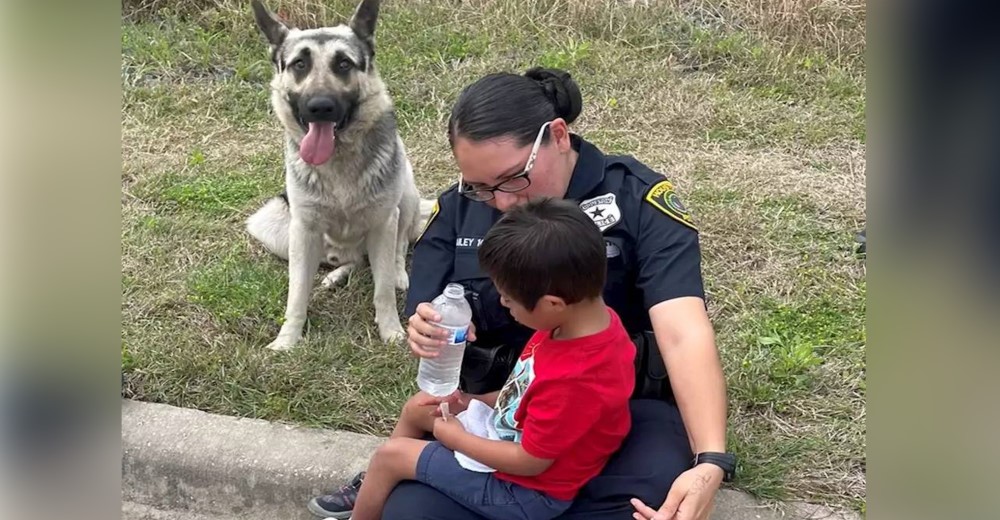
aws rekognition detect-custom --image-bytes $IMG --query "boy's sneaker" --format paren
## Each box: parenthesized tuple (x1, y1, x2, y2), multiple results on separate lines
(306, 471, 365, 519)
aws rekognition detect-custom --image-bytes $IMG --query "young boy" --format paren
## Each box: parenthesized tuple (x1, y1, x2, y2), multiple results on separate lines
(308, 198, 636, 520)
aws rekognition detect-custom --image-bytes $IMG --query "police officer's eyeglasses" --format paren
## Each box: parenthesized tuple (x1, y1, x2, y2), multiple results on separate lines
(458, 121, 552, 202)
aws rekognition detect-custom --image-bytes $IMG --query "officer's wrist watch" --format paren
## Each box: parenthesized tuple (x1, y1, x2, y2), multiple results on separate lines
(692, 452, 736, 482)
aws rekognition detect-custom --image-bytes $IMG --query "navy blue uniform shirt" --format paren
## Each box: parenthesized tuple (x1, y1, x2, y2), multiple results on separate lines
(405, 135, 704, 392)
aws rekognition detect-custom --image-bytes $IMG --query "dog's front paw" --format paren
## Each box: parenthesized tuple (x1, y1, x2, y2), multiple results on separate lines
(378, 322, 406, 345)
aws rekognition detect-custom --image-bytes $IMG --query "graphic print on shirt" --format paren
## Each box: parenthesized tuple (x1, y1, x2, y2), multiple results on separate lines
(493, 346, 537, 443)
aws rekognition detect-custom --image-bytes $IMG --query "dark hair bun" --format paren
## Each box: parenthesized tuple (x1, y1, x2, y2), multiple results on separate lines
(524, 67, 583, 124)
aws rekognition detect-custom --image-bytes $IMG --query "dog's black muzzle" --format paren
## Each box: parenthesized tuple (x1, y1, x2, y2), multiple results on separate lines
(297, 95, 350, 130)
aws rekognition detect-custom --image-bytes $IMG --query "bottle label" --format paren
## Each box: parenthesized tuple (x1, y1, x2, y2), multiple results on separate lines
(438, 324, 468, 345)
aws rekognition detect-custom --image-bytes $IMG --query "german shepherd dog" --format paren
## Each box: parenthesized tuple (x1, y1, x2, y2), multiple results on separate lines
(246, 0, 422, 349)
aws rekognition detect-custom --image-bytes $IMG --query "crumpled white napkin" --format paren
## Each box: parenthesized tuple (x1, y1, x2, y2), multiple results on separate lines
(451, 399, 502, 473)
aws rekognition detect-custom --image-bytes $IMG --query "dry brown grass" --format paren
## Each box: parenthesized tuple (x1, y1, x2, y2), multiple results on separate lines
(684, 0, 866, 60)
(122, 0, 866, 63)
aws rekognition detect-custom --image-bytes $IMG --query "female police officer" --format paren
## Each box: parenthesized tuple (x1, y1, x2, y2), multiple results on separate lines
(393, 68, 732, 520)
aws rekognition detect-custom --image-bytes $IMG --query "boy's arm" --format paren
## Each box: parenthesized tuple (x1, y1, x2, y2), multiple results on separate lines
(436, 422, 553, 476)
(422, 390, 502, 418)
(469, 390, 500, 408)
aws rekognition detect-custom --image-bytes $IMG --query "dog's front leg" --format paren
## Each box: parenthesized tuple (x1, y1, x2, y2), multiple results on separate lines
(367, 208, 406, 344)
(267, 216, 322, 351)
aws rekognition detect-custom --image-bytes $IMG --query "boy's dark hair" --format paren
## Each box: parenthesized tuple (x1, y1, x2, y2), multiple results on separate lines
(478, 198, 606, 311)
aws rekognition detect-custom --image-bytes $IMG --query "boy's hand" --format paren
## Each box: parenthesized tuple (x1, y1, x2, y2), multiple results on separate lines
(433, 415, 467, 448)
(415, 390, 471, 417)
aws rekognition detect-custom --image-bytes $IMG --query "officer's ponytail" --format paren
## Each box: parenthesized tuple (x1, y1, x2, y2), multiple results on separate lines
(523, 67, 582, 125)
(448, 67, 584, 148)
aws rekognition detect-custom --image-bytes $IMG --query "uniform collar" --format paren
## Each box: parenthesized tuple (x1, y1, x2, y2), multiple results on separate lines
(564, 134, 607, 200)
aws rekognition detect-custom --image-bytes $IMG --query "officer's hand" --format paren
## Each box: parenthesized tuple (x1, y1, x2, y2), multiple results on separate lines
(629, 464, 723, 520)
(407, 303, 477, 358)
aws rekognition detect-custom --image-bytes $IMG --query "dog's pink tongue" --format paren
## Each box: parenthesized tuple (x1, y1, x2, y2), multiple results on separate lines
(300, 122, 336, 165)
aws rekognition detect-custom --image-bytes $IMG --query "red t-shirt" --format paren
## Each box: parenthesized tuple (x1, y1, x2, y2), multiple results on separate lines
(491, 307, 636, 501)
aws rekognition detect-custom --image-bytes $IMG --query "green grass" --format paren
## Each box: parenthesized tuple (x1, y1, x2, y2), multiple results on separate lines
(187, 246, 288, 325)
(157, 172, 278, 215)
(120, 0, 866, 512)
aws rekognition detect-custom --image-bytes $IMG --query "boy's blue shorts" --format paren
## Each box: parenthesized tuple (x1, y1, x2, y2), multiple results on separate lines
(414, 441, 572, 520)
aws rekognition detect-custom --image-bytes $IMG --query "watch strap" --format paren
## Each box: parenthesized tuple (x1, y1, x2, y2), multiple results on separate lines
(693, 452, 736, 482)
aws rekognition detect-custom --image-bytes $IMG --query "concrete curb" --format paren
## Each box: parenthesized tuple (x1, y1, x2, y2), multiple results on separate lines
(122, 399, 381, 519)
(123, 501, 235, 520)
(122, 400, 859, 520)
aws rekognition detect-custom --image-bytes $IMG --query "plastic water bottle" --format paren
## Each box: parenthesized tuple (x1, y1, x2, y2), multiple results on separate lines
(417, 283, 472, 397)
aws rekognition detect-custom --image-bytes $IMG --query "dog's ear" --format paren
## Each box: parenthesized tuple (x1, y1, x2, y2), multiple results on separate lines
(252, 0, 289, 47)
(349, 0, 381, 42)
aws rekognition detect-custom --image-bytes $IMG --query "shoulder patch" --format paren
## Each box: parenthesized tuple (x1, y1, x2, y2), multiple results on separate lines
(416, 199, 440, 242)
(644, 180, 697, 231)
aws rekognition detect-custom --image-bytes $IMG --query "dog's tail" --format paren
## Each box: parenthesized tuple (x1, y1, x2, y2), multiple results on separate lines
(246, 193, 290, 261)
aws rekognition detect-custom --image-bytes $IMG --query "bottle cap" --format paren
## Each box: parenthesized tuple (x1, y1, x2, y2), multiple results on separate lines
(443, 283, 465, 299)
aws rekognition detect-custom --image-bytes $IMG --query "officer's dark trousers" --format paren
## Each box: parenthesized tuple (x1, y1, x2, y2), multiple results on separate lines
(380, 399, 693, 520)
